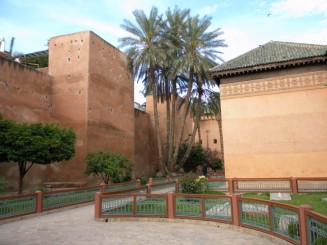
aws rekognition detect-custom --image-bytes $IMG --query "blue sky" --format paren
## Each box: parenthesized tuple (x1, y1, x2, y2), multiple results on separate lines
(1, 0, 326, 102)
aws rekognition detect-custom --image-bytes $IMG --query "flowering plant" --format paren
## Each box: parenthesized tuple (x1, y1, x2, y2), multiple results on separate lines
(196, 176, 209, 191)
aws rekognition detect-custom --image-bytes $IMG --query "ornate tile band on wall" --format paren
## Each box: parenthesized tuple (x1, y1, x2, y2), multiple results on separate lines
(220, 71, 327, 99)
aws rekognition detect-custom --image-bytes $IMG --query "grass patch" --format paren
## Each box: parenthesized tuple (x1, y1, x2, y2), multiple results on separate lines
(243, 192, 327, 216)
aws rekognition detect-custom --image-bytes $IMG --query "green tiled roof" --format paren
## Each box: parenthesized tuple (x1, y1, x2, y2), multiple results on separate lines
(211, 41, 327, 73)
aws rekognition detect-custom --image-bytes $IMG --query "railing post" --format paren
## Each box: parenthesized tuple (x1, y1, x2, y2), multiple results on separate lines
(100, 183, 106, 193)
(299, 204, 312, 245)
(228, 178, 234, 194)
(35, 191, 43, 213)
(146, 184, 151, 194)
(291, 177, 298, 194)
(136, 179, 141, 188)
(231, 194, 241, 226)
(175, 180, 179, 193)
(149, 178, 153, 185)
(167, 193, 174, 218)
(166, 176, 170, 182)
(94, 192, 102, 219)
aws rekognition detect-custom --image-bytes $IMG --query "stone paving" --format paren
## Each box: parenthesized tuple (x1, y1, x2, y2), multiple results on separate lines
(0, 204, 289, 245)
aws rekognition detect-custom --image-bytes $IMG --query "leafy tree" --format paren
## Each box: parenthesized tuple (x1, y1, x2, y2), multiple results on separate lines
(85, 152, 133, 184)
(21, 54, 48, 68)
(0, 116, 76, 194)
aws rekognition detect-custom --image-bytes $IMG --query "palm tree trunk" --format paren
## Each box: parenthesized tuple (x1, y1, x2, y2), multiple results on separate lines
(178, 86, 202, 167)
(150, 69, 169, 174)
(198, 121, 202, 143)
(171, 66, 194, 170)
(217, 117, 225, 169)
(165, 76, 170, 165)
(168, 77, 177, 171)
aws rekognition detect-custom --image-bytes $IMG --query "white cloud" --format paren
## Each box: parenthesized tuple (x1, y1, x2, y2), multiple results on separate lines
(198, 4, 218, 16)
(270, 0, 327, 17)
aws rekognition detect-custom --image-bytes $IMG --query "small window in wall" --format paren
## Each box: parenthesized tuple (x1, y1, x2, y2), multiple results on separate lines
(213, 139, 217, 144)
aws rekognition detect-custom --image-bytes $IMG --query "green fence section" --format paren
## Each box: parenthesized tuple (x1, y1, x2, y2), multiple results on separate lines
(121, 187, 147, 194)
(271, 206, 300, 242)
(43, 187, 101, 210)
(136, 196, 167, 215)
(307, 215, 327, 245)
(106, 182, 138, 192)
(175, 196, 202, 217)
(0, 195, 36, 219)
(102, 196, 134, 215)
(240, 200, 270, 230)
(204, 197, 232, 221)
(207, 181, 228, 192)
(151, 182, 176, 194)
(101, 195, 167, 216)
(152, 178, 168, 184)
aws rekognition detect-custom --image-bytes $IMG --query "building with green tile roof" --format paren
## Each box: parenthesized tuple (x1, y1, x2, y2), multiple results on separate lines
(210, 40, 327, 179)
(211, 41, 327, 82)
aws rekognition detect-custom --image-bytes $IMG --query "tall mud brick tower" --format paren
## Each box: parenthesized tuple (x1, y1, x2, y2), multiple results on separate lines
(48, 31, 135, 181)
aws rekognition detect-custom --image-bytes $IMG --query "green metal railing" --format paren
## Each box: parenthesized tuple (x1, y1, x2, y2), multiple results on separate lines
(271, 205, 300, 242)
(106, 182, 138, 192)
(307, 213, 327, 245)
(152, 177, 168, 184)
(240, 200, 270, 230)
(175, 196, 202, 217)
(204, 197, 231, 221)
(151, 182, 176, 194)
(0, 194, 36, 219)
(101, 194, 167, 217)
(136, 196, 167, 215)
(43, 186, 101, 210)
(207, 181, 229, 192)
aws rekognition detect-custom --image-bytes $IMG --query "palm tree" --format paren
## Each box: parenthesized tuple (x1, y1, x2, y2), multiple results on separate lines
(164, 7, 190, 171)
(119, 7, 169, 173)
(171, 14, 227, 171)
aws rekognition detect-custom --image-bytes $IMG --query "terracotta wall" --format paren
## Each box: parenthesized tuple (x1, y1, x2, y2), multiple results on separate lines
(47, 31, 90, 181)
(87, 32, 135, 160)
(220, 67, 327, 178)
(0, 56, 54, 189)
(197, 118, 221, 152)
(146, 96, 193, 171)
(134, 109, 153, 177)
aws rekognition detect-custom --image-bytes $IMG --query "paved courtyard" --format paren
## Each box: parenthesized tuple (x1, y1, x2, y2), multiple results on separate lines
(0, 204, 288, 245)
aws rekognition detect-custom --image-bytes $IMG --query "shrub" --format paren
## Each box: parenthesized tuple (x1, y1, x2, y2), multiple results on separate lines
(196, 175, 209, 192)
(179, 172, 202, 194)
(211, 160, 223, 171)
(140, 176, 149, 186)
(178, 143, 209, 172)
(0, 176, 6, 193)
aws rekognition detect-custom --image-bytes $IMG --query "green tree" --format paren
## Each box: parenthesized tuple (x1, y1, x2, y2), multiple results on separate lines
(119, 7, 169, 173)
(0, 117, 76, 194)
(171, 14, 226, 170)
(85, 152, 133, 184)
